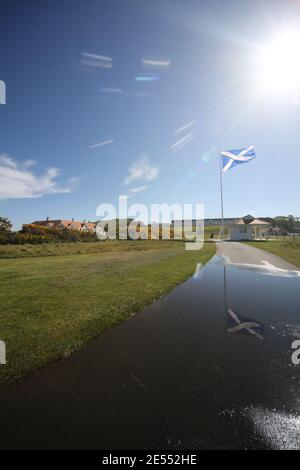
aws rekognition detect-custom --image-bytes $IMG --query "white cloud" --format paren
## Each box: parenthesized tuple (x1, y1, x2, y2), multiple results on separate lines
(0, 154, 78, 199)
(22, 159, 36, 168)
(129, 185, 148, 194)
(124, 156, 159, 186)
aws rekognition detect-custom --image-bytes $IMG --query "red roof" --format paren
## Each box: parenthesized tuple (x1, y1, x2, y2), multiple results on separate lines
(29, 220, 96, 231)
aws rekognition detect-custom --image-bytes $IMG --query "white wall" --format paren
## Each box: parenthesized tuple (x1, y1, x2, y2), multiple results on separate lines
(229, 226, 253, 241)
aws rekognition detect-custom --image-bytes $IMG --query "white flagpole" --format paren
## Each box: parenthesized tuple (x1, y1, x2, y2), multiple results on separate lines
(219, 151, 225, 239)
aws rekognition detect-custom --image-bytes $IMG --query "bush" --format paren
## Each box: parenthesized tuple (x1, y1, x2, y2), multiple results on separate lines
(0, 224, 98, 245)
(0, 217, 12, 234)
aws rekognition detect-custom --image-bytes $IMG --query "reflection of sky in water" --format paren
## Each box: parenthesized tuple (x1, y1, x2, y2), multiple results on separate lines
(245, 407, 300, 450)
(192, 254, 300, 344)
(217, 255, 300, 278)
(190, 255, 300, 448)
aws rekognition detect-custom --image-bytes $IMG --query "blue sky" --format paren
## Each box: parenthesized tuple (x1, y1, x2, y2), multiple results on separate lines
(1, 0, 300, 228)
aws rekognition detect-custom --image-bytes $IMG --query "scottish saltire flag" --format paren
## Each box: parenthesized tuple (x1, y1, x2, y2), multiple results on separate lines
(221, 146, 256, 172)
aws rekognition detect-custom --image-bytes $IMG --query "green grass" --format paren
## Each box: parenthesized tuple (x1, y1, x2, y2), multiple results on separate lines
(0, 226, 222, 259)
(204, 225, 222, 239)
(0, 239, 186, 259)
(0, 240, 215, 387)
(244, 238, 300, 268)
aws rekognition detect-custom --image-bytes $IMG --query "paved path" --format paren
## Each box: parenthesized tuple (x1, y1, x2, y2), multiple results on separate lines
(216, 241, 298, 270)
(0, 242, 299, 449)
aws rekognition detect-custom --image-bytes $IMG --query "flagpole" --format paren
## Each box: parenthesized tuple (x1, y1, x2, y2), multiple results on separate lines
(223, 264, 228, 315)
(219, 151, 225, 239)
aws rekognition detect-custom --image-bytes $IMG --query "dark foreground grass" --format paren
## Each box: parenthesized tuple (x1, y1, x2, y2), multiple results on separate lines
(244, 239, 300, 268)
(0, 240, 215, 387)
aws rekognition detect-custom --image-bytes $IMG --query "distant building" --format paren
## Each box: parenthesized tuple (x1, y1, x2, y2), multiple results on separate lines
(172, 218, 236, 227)
(228, 216, 270, 241)
(242, 214, 255, 223)
(268, 227, 288, 237)
(204, 218, 236, 226)
(23, 218, 96, 232)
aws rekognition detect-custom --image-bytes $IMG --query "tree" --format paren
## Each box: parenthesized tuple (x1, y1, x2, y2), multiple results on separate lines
(274, 215, 296, 233)
(0, 217, 12, 233)
(287, 215, 295, 232)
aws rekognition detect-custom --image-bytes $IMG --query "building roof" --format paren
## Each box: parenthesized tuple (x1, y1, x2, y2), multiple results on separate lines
(229, 218, 247, 226)
(229, 215, 271, 227)
(249, 218, 271, 226)
(30, 219, 96, 230)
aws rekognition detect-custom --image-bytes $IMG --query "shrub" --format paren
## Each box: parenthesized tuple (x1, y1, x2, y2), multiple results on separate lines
(0, 224, 98, 245)
(0, 217, 13, 234)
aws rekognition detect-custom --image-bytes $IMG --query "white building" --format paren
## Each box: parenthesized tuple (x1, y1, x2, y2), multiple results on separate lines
(228, 217, 270, 241)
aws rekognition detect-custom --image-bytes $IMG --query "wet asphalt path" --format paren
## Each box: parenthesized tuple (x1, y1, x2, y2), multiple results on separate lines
(216, 240, 298, 269)
(0, 241, 300, 449)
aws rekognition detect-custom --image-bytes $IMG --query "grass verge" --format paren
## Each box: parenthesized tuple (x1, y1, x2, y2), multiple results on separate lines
(0, 240, 215, 387)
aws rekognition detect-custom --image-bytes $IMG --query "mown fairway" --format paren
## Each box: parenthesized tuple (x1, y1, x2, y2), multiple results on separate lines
(0, 240, 215, 387)
(244, 239, 300, 268)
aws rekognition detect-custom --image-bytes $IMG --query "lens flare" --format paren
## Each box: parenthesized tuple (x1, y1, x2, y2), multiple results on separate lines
(259, 31, 300, 92)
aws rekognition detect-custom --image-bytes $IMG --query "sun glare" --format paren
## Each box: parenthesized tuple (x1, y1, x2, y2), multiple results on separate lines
(259, 31, 300, 93)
